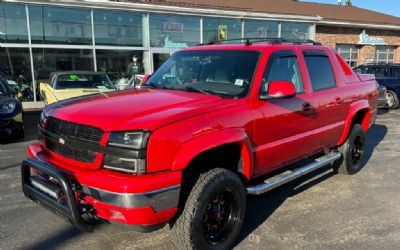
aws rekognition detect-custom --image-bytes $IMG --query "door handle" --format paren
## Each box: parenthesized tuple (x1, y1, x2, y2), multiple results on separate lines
(335, 97, 344, 104)
(302, 102, 314, 114)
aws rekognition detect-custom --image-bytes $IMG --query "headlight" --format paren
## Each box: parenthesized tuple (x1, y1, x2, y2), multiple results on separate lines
(39, 111, 47, 127)
(108, 131, 149, 150)
(104, 131, 150, 174)
(1, 100, 16, 114)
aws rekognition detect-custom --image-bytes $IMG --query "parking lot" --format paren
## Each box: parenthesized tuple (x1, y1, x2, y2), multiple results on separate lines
(0, 109, 400, 250)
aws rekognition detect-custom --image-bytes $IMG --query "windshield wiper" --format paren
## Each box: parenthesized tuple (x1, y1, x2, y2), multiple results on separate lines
(185, 86, 212, 95)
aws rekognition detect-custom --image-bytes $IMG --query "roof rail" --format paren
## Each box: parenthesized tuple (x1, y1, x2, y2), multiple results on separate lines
(197, 38, 322, 46)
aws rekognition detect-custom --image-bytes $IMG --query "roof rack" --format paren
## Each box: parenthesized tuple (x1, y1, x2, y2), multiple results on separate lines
(197, 38, 322, 46)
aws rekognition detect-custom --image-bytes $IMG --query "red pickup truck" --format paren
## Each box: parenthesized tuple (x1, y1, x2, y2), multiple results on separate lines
(22, 39, 378, 250)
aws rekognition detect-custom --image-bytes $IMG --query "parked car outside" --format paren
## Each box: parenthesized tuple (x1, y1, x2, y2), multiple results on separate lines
(0, 74, 24, 140)
(22, 40, 378, 250)
(40, 71, 116, 105)
(114, 75, 144, 90)
(377, 84, 389, 109)
(355, 64, 400, 109)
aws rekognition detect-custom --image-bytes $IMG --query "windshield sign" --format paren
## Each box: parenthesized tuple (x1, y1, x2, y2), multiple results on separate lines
(55, 74, 115, 90)
(145, 50, 260, 98)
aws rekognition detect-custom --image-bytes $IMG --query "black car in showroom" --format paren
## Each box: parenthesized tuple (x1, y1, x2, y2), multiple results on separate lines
(0, 74, 24, 140)
(355, 64, 400, 109)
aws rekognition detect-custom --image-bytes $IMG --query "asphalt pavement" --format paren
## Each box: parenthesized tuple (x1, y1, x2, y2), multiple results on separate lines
(1, 109, 400, 250)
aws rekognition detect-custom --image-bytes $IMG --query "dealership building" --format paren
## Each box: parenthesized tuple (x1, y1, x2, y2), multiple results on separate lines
(1, 0, 400, 103)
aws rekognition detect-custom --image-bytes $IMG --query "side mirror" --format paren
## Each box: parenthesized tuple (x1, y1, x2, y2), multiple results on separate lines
(260, 80, 296, 100)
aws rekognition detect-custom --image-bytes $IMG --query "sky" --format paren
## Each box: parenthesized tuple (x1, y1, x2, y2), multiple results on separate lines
(301, 0, 400, 17)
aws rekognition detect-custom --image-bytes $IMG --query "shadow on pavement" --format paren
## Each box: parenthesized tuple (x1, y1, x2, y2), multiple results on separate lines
(235, 123, 387, 247)
(0, 111, 40, 145)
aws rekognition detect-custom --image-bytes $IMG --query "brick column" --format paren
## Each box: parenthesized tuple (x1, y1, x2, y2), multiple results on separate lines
(359, 45, 376, 64)
(395, 47, 400, 63)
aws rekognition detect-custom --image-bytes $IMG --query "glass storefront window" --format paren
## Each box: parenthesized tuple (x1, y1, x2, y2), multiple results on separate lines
(203, 18, 241, 44)
(29, 6, 92, 44)
(94, 10, 144, 46)
(281, 22, 313, 40)
(33, 48, 94, 83)
(150, 14, 200, 48)
(376, 46, 396, 63)
(96, 50, 146, 82)
(0, 3, 28, 43)
(0, 47, 33, 101)
(244, 20, 279, 39)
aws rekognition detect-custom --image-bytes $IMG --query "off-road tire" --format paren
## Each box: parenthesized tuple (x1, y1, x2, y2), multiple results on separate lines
(333, 124, 366, 175)
(171, 168, 246, 250)
(387, 90, 399, 110)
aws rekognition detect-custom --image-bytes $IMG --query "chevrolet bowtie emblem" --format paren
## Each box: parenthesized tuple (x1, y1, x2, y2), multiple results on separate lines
(59, 138, 65, 145)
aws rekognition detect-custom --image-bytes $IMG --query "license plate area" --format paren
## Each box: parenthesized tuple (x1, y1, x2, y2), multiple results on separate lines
(21, 158, 93, 232)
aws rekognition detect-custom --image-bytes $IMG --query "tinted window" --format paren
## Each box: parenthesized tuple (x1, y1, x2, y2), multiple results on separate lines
(392, 67, 400, 78)
(262, 54, 303, 93)
(304, 54, 336, 91)
(369, 66, 389, 78)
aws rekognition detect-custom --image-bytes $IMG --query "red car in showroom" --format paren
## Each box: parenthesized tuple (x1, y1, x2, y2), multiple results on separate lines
(22, 39, 378, 250)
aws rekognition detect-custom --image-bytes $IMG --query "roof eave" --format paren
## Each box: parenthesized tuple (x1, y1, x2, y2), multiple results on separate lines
(319, 20, 400, 31)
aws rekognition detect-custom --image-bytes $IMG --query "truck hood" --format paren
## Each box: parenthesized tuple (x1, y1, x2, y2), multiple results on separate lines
(46, 89, 234, 131)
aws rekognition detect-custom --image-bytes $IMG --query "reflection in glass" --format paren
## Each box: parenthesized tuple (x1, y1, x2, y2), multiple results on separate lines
(96, 50, 145, 82)
(32, 48, 94, 82)
(94, 10, 144, 46)
(153, 53, 170, 72)
(0, 47, 33, 101)
(29, 6, 92, 44)
(203, 18, 241, 44)
(244, 20, 279, 39)
(0, 3, 28, 43)
(281, 22, 312, 40)
(150, 14, 200, 48)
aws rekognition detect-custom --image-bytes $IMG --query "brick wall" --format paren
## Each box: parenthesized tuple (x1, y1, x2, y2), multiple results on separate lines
(316, 25, 400, 65)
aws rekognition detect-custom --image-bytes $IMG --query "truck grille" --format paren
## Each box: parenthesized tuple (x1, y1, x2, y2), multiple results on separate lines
(44, 117, 104, 163)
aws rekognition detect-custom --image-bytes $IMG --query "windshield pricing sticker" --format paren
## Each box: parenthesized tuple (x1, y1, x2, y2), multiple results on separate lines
(234, 79, 244, 86)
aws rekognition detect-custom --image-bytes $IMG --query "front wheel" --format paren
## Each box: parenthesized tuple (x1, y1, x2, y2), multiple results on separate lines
(172, 168, 246, 250)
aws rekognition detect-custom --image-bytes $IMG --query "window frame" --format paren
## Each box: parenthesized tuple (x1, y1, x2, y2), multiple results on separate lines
(376, 46, 396, 64)
(261, 50, 305, 95)
(336, 44, 359, 68)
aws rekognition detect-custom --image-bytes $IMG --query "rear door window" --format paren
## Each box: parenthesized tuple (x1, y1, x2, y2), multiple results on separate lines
(304, 50, 336, 91)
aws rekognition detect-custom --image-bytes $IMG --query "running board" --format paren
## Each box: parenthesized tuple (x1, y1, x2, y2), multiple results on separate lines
(246, 152, 342, 195)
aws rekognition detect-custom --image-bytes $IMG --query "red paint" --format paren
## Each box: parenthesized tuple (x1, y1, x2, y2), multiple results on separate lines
(268, 81, 296, 98)
(27, 43, 378, 228)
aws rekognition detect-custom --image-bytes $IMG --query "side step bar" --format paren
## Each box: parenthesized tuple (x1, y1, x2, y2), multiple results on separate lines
(246, 152, 342, 195)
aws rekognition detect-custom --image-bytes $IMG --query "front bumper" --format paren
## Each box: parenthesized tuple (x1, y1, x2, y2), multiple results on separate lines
(377, 97, 389, 109)
(22, 144, 181, 232)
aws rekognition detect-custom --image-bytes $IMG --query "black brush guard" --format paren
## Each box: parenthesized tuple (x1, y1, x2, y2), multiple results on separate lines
(21, 158, 93, 232)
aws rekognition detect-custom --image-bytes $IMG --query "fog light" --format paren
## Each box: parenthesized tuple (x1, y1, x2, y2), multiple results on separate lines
(103, 155, 146, 174)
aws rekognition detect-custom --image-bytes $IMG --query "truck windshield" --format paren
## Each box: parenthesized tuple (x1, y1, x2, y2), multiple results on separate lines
(55, 74, 115, 90)
(145, 50, 260, 98)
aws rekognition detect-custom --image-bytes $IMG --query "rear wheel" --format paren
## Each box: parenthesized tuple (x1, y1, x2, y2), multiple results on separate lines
(386, 90, 399, 109)
(333, 124, 366, 175)
(171, 168, 246, 250)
